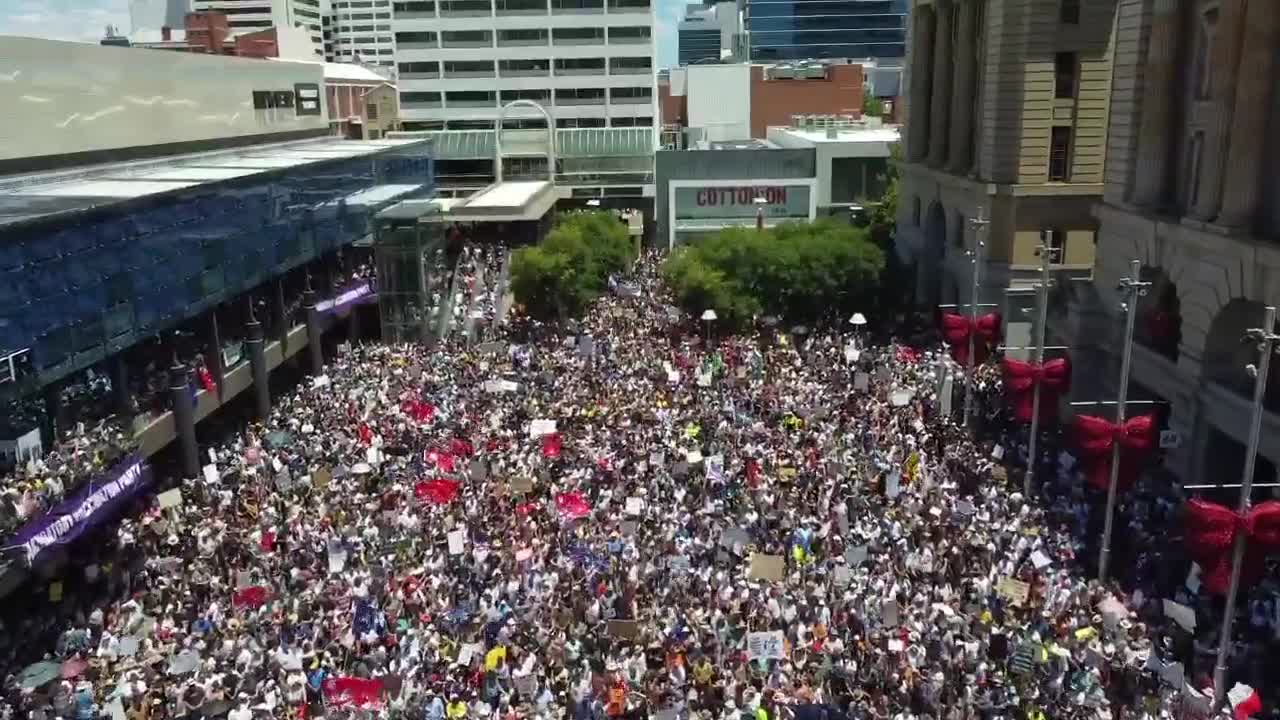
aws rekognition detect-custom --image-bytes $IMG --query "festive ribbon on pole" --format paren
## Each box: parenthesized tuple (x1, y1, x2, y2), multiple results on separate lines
(1001, 356, 1072, 423)
(1183, 498, 1280, 595)
(940, 312, 1002, 366)
(1071, 414, 1156, 492)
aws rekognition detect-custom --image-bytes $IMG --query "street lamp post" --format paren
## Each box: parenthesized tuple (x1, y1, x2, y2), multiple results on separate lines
(754, 196, 768, 231)
(849, 312, 867, 349)
(701, 309, 717, 346)
(1025, 233, 1059, 495)
(1212, 306, 1280, 709)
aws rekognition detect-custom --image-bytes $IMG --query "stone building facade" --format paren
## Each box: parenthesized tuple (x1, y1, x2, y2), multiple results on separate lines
(896, 0, 1116, 311)
(1080, 0, 1280, 490)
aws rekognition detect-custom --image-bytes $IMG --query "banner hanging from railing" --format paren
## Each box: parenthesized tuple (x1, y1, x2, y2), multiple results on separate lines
(316, 280, 378, 314)
(9, 456, 152, 566)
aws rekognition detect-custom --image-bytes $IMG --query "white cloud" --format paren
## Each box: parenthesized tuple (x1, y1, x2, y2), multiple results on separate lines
(0, 0, 131, 43)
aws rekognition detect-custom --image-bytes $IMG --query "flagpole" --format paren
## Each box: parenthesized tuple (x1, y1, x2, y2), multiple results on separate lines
(1097, 259, 1149, 583)
(1212, 305, 1278, 709)
(1024, 233, 1057, 496)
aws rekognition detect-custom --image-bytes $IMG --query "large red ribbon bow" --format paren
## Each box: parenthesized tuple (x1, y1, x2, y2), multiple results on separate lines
(1001, 356, 1072, 423)
(1072, 414, 1156, 491)
(1184, 498, 1280, 595)
(941, 312, 1002, 366)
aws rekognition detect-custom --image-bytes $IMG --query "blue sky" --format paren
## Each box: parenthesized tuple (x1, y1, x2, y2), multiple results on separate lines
(0, 0, 685, 67)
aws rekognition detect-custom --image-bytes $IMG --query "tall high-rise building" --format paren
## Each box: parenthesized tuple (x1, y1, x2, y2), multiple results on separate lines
(677, 2, 741, 66)
(331, 0, 396, 65)
(744, 0, 906, 62)
(896, 0, 1114, 312)
(391, 0, 657, 132)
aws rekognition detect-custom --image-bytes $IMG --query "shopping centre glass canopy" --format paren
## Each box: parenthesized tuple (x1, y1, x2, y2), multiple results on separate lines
(0, 138, 434, 395)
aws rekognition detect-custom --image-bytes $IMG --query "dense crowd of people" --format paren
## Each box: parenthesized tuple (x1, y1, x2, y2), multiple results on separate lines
(0, 250, 1276, 720)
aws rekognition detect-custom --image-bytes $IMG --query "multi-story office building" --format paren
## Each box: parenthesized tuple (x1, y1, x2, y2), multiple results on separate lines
(677, 2, 741, 66)
(1076, 0, 1280, 488)
(391, 0, 657, 132)
(191, 0, 330, 58)
(896, 0, 1113, 315)
(744, 0, 907, 62)
(332, 0, 396, 65)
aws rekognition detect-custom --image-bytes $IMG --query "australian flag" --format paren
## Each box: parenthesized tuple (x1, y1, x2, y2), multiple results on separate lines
(352, 598, 386, 638)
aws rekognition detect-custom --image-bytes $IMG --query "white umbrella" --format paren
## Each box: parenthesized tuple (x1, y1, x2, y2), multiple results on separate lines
(849, 313, 868, 326)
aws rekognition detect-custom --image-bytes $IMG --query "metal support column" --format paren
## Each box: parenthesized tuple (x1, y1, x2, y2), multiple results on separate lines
(304, 274, 324, 376)
(273, 279, 289, 352)
(964, 209, 989, 427)
(42, 380, 67, 446)
(169, 359, 199, 479)
(110, 354, 133, 418)
(246, 301, 271, 421)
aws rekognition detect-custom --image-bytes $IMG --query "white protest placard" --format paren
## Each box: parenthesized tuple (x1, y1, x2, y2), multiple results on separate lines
(447, 530, 466, 555)
(846, 545, 868, 566)
(514, 674, 537, 697)
(992, 445, 1005, 460)
(235, 571, 253, 590)
(706, 454, 724, 482)
(686, 450, 704, 464)
(854, 372, 870, 391)
(885, 470, 901, 499)
(157, 488, 183, 510)
(625, 497, 643, 516)
(456, 643, 481, 667)
(889, 390, 912, 407)
(887, 638, 904, 653)
(845, 345, 861, 363)
(697, 372, 712, 387)
(1029, 550, 1052, 569)
(1098, 596, 1128, 630)
(528, 419, 558, 438)
(834, 566, 851, 586)
(748, 553, 785, 582)
(202, 464, 219, 484)
(882, 599, 900, 627)
(1163, 599, 1196, 631)
(328, 548, 347, 574)
(667, 370, 681, 384)
(312, 374, 331, 389)
(746, 631, 786, 660)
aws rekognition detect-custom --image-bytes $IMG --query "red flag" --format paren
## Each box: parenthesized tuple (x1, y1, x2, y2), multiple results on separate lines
(542, 433, 563, 459)
(515, 502, 537, 517)
(450, 438, 475, 458)
(233, 585, 270, 609)
(415, 479, 460, 505)
(323, 677, 384, 709)
(260, 531, 276, 553)
(556, 492, 592, 519)
(358, 423, 373, 446)
(401, 399, 435, 423)
(745, 459, 760, 487)
(426, 449, 456, 473)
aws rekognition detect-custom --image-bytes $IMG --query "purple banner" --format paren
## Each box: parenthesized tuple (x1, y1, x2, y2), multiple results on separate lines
(316, 281, 377, 314)
(9, 456, 152, 566)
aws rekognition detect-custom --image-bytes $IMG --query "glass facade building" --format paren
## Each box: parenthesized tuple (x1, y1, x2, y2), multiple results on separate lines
(679, 27, 723, 65)
(746, 0, 906, 61)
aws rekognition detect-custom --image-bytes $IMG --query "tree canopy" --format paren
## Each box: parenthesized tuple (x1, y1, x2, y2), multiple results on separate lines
(509, 211, 635, 320)
(661, 220, 886, 329)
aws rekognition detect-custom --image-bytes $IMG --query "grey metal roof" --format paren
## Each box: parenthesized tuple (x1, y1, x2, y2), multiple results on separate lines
(0, 138, 427, 229)
(409, 128, 654, 161)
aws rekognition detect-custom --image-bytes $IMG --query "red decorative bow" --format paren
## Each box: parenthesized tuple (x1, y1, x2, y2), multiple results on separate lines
(1072, 414, 1156, 491)
(556, 491, 592, 519)
(1184, 498, 1280, 595)
(415, 479, 460, 505)
(1001, 356, 1072, 423)
(941, 312, 1002, 366)
(542, 433, 563, 460)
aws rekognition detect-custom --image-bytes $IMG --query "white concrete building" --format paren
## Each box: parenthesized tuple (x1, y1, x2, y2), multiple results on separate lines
(391, 0, 657, 132)
(330, 0, 396, 66)
(191, 0, 330, 58)
(767, 117, 899, 211)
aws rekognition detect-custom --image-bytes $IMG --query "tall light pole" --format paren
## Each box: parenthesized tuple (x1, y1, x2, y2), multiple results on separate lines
(1025, 233, 1058, 494)
(1212, 306, 1279, 709)
(963, 209, 989, 427)
(1096, 259, 1151, 583)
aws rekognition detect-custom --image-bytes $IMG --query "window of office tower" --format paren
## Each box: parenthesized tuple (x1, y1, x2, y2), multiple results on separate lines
(745, 0, 907, 60)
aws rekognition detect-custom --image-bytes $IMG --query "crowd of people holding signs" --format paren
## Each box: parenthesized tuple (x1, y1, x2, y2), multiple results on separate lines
(0, 250, 1277, 720)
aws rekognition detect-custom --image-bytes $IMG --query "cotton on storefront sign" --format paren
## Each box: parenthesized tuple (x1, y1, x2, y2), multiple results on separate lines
(674, 185, 812, 220)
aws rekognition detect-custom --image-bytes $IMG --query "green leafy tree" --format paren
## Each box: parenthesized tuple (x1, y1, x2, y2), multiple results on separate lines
(509, 211, 636, 320)
(862, 90, 885, 118)
(661, 219, 885, 330)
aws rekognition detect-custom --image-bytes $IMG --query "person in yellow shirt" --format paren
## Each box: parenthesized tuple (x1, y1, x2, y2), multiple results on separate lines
(446, 695, 468, 718)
